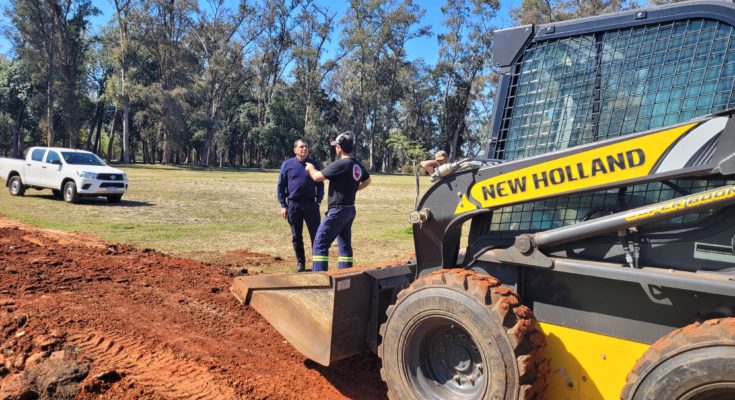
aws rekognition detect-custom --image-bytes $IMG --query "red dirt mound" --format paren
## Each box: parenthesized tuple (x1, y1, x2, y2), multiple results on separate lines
(0, 219, 387, 399)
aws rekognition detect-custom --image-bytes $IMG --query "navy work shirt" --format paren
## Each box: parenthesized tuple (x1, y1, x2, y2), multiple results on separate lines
(277, 157, 324, 207)
(321, 157, 370, 208)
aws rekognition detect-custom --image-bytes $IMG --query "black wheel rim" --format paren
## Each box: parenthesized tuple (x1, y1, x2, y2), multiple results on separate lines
(680, 382, 735, 400)
(404, 315, 487, 400)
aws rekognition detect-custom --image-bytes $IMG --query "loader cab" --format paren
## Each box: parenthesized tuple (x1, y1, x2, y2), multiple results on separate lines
(463, 1, 735, 273)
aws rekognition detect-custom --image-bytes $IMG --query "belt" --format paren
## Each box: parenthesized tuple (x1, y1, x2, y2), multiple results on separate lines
(288, 199, 316, 204)
(330, 204, 355, 208)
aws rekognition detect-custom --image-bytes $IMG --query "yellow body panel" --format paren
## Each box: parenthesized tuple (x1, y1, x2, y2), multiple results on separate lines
(538, 322, 650, 400)
(455, 122, 695, 214)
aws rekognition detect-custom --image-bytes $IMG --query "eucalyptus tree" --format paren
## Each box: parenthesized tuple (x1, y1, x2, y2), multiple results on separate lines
(130, 0, 197, 163)
(191, 0, 259, 166)
(85, 28, 115, 153)
(8, 0, 98, 148)
(291, 2, 339, 146)
(110, 0, 134, 163)
(398, 61, 437, 152)
(55, 0, 97, 148)
(251, 0, 299, 132)
(373, 1, 429, 172)
(9, 1, 57, 146)
(336, 0, 428, 170)
(511, 0, 637, 25)
(0, 58, 36, 157)
(434, 0, 498, 161)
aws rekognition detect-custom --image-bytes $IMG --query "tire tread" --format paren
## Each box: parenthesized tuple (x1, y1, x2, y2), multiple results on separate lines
(621, 317, 735, 400)
(378, 268, 548, 400)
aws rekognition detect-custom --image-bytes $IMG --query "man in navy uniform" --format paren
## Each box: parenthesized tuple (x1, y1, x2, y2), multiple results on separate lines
(305, 132, 371, 271)
(277, 139, 324, 272)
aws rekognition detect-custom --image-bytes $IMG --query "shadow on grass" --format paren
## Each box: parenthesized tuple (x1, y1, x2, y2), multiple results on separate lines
(305, 352, 388, 400)
(31, 194, 153, 207)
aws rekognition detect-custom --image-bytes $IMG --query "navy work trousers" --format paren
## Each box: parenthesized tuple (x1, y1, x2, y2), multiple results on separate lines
(312, 207, 356, 271)
(287, 201, 321, 265)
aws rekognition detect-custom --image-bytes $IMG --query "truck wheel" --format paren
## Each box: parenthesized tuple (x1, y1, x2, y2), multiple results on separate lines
(63, 181, 79, 203)
(622, 318, 735, 400)
(8, 176, 25, 196)
(107, 194, 122, 203)
(379, 269, 547, 400)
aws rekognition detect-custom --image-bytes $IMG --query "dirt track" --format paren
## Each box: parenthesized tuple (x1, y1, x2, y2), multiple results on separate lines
(0, 217, 387, 399)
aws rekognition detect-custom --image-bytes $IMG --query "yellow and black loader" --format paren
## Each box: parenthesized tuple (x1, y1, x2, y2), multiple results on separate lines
(233, 2, 735, 399)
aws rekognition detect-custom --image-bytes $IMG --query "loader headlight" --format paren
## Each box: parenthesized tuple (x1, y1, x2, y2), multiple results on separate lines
(77, 170, 97, 179)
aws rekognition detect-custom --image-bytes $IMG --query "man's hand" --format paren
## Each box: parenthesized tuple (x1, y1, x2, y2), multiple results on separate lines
(357, 177, 371, 191)
(280, 207, 288, 219)
(305, 162, 326, 182)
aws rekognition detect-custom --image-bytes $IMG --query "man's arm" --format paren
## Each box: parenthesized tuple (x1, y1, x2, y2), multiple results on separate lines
(305, 162, 326, 182)
(357, 177, 371, 191)
(313, 161, 324, 204)
(420, 159, 438, 175)
(277, 162, 288, 219)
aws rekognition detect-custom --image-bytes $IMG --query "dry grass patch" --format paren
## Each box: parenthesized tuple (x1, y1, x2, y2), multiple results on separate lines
(0, 164, 428, 272)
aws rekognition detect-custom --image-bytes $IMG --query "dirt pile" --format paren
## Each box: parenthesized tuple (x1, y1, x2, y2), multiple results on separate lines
(0, 221, 387, 399)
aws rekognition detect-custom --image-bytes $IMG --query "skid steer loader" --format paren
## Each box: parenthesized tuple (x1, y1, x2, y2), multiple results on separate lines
(232, 2, 735, 399)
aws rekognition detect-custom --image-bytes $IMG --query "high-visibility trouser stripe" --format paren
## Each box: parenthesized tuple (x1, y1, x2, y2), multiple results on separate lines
(313, 256, 330, 261)
(338, 257, 353, 262)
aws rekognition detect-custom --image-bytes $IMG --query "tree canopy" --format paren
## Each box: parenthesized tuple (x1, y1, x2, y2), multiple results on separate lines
(0, 0, 641, 170)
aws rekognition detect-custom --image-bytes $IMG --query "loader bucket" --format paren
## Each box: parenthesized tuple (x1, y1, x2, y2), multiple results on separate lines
(231, 265, 409, 366)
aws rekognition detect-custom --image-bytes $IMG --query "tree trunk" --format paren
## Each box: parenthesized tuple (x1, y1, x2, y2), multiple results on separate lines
(46, 72, 55, 147)
(86, 99, 105, 150)
(199, 122, 215, 166)
(121, 95, 130, 163)
(161, 124, 172, 164)
(11, 107, 24, 159)
(107, 108, 119, 163)
(92, 105, 105, 154)
(142, 139, 149, 163)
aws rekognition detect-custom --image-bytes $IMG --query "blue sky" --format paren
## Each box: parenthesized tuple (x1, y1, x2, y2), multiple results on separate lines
(0, 0, 521, 64)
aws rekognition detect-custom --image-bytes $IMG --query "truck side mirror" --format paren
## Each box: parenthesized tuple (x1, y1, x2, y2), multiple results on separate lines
(50, 159, 61, 165)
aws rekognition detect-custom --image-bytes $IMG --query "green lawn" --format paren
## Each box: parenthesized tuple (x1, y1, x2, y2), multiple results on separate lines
(0, 164, 428, 272)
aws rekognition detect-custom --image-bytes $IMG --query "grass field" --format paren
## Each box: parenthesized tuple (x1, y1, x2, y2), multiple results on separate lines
(0, 164, 428, 272)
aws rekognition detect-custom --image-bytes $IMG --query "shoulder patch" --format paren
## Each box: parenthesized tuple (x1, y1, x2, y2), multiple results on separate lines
(352, 164, 362, 181)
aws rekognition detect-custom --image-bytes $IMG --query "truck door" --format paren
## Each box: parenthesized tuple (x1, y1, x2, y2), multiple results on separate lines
(40, 150, 63, 189)
(24, 148, 47, 186)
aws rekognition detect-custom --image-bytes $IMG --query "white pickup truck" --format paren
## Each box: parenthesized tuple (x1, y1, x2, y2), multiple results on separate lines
(0, 147, 128, 203)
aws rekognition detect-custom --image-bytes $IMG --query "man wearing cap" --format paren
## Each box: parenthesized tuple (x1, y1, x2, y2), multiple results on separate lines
(277, 139, 324, 273)
(420, 150, 448, 175)
(305, 132, 371, 271)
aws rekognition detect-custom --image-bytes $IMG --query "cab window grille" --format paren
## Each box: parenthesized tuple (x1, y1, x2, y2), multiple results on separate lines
(487, 179, 726, 232)
(495, 18, 735, 161)
(484, 18, 735, 233)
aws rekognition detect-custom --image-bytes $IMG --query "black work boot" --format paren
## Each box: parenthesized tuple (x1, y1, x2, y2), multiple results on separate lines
(295, 262, 306, 273)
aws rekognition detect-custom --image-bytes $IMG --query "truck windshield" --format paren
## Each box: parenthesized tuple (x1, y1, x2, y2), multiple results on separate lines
(61, 152, 106, 166)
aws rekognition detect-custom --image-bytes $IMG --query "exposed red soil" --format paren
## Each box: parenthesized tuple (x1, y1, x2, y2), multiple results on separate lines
(0, 217, 387, 399)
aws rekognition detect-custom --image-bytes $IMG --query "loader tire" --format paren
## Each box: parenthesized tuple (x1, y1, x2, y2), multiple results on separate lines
(621, 318, 735, 400)
(8, 176, 25, 196)
(379, 268, 548, 400)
